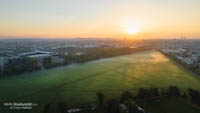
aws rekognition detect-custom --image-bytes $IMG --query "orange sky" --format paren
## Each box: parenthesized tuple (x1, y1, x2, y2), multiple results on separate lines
(0, 0, 200, 39)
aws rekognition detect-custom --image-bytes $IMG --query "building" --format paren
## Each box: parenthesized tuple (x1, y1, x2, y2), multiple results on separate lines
(20, 51, 56, 58)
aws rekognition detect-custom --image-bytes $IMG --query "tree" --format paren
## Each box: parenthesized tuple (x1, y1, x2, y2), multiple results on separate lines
(151, 88, 160, 96)
(57, 102, 68, 113)
(43, 104, 51, 113)
(161, 88, 167, 95)
(106, 99, 120, 113)
(0, 67, 3, 76)
(43, 57, 53, 69)
(137, 88, 153, 99)
(96, 92, 105, 106)
(124, 100, 139, 113)
(3, 63, 13, 75)
(188, 88, 200, 106)
(137, 88, 146, 99)
(166, 86, 180, 97)
(182, 92, 188, 99)
(120, 91, 133, 102)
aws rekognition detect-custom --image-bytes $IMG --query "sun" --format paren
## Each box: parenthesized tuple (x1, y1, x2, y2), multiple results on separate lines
(120, 19, 140, 35)
(126, 27, 138, 34)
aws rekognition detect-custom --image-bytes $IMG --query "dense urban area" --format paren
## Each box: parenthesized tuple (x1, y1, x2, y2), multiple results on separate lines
(1, 38, 200, 76)
(158, 39, 200, 74)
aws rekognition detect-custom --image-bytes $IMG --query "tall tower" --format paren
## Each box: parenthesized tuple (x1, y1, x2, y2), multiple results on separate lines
(124, 37, 126, 41)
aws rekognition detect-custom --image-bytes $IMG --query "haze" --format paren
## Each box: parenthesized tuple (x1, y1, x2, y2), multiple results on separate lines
(0, 0, 200, 39)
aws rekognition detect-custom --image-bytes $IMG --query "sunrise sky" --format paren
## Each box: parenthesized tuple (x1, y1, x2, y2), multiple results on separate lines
(0, 0, 200, 39)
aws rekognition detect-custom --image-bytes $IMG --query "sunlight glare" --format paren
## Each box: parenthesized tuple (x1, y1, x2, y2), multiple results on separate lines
(127, 27, 138, 34)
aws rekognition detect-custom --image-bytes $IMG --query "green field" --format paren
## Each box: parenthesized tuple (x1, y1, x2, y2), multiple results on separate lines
(0, 50, 200, 113)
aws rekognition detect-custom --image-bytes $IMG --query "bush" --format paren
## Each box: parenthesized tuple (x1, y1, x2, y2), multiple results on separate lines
(96, 92, 105, 106)
(57, 102, 68, 113)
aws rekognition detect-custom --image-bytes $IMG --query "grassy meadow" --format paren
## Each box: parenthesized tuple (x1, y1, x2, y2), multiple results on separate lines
(0, 50, 200, 113)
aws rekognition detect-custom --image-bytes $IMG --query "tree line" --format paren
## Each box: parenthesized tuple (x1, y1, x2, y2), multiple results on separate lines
(0, 47, 151, 77)
(61, 47, 151, 65)
(43, 86, 200, 113)
(0, 57, 40, 76)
